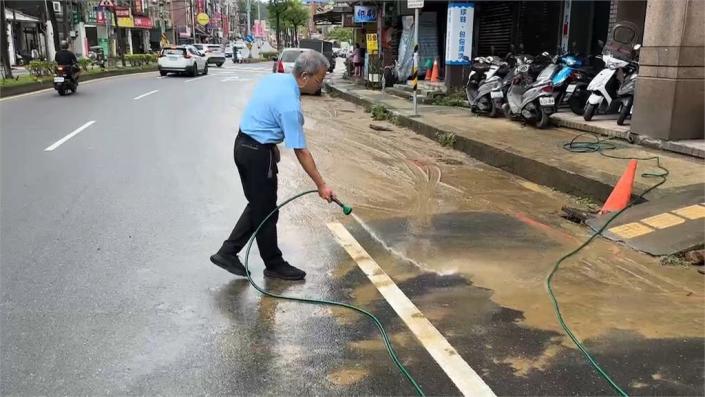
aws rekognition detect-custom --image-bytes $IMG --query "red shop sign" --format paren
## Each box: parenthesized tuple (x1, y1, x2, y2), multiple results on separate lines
(115, 7, 130, 17)
(133, 16, 153, 29)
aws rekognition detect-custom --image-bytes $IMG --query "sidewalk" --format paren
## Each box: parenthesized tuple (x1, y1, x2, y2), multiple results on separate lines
(325, 77, 704, 204)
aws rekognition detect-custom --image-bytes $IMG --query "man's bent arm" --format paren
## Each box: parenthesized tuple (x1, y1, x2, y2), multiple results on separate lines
(294, 148, 325, 187)
(294, 148, 334, 201)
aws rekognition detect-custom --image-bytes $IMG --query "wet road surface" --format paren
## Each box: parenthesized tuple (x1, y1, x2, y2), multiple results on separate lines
(1, 62, 702, 396)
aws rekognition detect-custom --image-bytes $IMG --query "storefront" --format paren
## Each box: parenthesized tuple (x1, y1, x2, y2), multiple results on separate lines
(4, 8, 45, 64)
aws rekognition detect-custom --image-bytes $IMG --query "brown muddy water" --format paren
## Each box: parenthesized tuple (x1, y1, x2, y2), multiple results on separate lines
(290, 96, 703, 339)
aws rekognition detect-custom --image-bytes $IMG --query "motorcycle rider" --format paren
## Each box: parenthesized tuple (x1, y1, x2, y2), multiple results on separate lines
(54, 40, 80, 82)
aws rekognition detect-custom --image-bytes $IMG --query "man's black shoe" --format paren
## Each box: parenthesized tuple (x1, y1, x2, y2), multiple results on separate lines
(263, 263, 306, 280)
(210, 253, 249, 277)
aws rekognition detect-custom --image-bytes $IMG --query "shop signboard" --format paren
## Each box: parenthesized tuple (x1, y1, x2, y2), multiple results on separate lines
(117, 16, 134, 28)
(354, 6, 376, 23)
(115, 7, 130, 17)
(366, 33, 378, 53)
(133, 16, 153, 29)
(445, 2, 474, 64)
(96, 9, 106, 25)
(133, 0, 144, 15)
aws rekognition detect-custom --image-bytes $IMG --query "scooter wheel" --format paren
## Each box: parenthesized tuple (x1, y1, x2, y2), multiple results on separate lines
(617, 97, 633, 126)
(583, 103, 596, 121)
(58, 88, 66, 96)
(537, 108, 551, 129)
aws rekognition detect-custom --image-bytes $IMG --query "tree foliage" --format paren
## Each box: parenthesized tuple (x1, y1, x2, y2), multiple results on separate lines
(326, 27, 353, 44)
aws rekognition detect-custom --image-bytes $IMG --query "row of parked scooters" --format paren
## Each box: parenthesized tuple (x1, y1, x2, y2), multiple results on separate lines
(465, 43, 641, 128)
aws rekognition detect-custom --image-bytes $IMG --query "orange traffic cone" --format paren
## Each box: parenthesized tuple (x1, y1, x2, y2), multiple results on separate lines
(425, 65, 432, 81)
(430, 58, 440, 82)
(600, 159, 638, 214)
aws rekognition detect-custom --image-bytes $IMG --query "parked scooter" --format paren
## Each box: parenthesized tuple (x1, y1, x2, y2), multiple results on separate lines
(465, 56, 498, 105)
(615, 57, 639, 125)
(489, 54, 530, 117)
(583, 22, 641, 121)
(549, 53, 603, 115)
(469, 55, 513, 117)
(502, 52, 556, 128)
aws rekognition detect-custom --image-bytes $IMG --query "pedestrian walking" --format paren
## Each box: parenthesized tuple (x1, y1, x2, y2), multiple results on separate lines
(211, 51, 335, 281)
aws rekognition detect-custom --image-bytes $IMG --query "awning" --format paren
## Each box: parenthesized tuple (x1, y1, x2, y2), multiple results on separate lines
(5, 8, 40, 23)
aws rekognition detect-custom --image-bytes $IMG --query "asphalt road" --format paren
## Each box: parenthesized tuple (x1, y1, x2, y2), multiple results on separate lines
(1, 62, 702, 396)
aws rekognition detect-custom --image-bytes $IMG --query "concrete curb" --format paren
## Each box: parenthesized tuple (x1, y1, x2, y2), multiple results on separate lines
(326, 82, 627, 202)
(551, 114, 705, 159)
(0, 66, 158, 98)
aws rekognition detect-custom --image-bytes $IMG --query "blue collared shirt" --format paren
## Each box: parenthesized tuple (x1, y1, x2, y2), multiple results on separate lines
(239, 73, 306, 149)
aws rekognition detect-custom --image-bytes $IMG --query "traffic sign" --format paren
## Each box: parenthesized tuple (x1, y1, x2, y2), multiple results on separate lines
(196, 12, 209, 26)
(98, 0, 115, 8)
(407, 0, 424, 8)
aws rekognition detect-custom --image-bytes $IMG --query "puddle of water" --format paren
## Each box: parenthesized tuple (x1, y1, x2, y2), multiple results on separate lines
(326, 368, 369, 386)
(293, 96, 704, 344)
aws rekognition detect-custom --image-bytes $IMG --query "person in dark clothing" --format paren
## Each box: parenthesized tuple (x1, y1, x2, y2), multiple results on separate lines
(210, 51, 334, 281)
(54, 40, 80, 81)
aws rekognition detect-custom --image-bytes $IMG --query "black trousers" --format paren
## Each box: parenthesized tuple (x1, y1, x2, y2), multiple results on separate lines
(218, 132, 284, 268)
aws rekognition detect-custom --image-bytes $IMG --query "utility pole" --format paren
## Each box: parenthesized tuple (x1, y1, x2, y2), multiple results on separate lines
(246, 0, 250, 36)
(190, 0, 196, 43)
(413, 7, 419, 116)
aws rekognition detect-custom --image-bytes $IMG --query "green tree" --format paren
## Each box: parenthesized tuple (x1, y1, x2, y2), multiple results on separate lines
(282, 0, 309, 47)
(267, 0, 291, 50)
(325, 27, 353, 44)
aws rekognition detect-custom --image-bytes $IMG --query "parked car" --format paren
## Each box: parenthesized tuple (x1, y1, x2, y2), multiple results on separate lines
(273, 48, 314, 74)
(158, 46, 208, 76)
(298, 39, 336, 72)
(193, 44, 226, 67)
(273, 48, 322, 95)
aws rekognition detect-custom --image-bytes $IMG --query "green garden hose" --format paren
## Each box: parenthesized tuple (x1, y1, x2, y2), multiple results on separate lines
(548, 132, 669, 396)
(241, 131, 668, 397)
(242, 190, 425, 397)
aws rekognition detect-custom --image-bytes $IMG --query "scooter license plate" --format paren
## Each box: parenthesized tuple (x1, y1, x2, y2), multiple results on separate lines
(54, 77, 65, 83)
(490, 91, 503, 99)
(539, 97, 555, 106)
(566, 84, 576, 93)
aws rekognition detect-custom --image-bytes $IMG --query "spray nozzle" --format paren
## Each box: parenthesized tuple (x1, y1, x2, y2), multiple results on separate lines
(331, 197, 353, 216)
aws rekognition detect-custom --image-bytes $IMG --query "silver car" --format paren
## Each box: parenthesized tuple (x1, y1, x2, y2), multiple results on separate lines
(273, 48, 314, 74)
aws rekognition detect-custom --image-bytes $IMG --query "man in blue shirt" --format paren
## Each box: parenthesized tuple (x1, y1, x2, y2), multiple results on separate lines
(211, 51, 333, 281)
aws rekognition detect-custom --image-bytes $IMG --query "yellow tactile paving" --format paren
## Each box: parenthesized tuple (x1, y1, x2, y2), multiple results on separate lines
(671, 204, 705, 220)
(608, 222, 654, 239)
(641, 213, 687, 229)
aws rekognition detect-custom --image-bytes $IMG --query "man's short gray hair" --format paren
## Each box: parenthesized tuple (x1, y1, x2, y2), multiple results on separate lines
(293, 51, 330, 77)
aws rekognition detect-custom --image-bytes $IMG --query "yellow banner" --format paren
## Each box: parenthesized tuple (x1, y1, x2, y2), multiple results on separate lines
(117, 16, 134, 28)
(366, 33, 378, 53)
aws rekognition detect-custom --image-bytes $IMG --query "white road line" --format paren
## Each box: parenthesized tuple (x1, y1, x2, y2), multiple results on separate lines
(184, 75, 209, 83)
(133, 89, 159, 100)
(44, 120, 96, 152)
(221, 76, 252, 82)
(0, 70, 157, 102)
(326, 222, 496, 397)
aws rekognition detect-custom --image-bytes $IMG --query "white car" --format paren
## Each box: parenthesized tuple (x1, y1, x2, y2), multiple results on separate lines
(158, 46, 208, 77)
(194, 44, 226, 67)
(273, 48, 314, 74)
